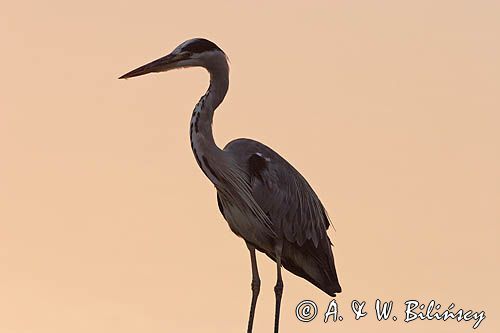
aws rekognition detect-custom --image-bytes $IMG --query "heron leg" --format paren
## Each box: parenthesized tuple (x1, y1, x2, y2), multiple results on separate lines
(246, 242, 260, 333)
(273, 243, 284, 333)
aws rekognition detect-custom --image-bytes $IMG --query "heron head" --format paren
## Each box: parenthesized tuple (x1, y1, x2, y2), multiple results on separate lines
(119, 38, 227, 79)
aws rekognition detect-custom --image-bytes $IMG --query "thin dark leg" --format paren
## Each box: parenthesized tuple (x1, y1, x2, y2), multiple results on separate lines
(246, 243, 260, 333)
(274, 244, 284, 333)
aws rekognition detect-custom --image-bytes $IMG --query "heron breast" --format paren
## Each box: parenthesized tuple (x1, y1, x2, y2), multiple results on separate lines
(219, 201, 275, 251)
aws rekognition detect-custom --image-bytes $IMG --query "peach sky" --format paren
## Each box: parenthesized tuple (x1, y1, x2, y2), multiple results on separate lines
(1, 1, 499, 332)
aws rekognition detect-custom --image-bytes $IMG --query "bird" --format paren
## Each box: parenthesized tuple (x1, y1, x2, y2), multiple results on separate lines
(119, 38, 341, 333)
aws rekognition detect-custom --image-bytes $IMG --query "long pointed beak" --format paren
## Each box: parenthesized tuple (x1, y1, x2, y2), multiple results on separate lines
(118, 52, 186, 79)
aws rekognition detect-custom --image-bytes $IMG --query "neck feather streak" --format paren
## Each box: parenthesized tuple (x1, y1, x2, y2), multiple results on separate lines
(189, 67, 229, 184)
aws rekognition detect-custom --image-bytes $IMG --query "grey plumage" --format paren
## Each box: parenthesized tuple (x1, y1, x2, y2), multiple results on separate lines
(221, 139, 341, 296)
(120, 38, 341, 333)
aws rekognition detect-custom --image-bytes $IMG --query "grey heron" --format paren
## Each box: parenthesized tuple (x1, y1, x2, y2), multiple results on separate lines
(119, 38, 341, 333)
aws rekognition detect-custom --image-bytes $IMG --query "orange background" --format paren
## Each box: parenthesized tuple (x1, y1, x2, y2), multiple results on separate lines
(1, 1, 499, 332)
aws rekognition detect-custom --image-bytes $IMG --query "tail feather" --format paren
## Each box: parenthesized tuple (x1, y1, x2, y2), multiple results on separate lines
(265, 236, 341, 296)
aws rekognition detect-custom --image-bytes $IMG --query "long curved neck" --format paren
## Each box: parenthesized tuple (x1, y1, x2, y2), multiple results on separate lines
(190, 60, 229, 184)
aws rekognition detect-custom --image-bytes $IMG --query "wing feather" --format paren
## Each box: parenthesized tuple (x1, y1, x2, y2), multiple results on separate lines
(224, 139, 331, 247)
(210, 154, 277, 238)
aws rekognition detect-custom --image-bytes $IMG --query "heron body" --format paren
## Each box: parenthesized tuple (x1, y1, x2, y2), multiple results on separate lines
(120, 38, 341, 333)
(220, 139, 341, 296)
